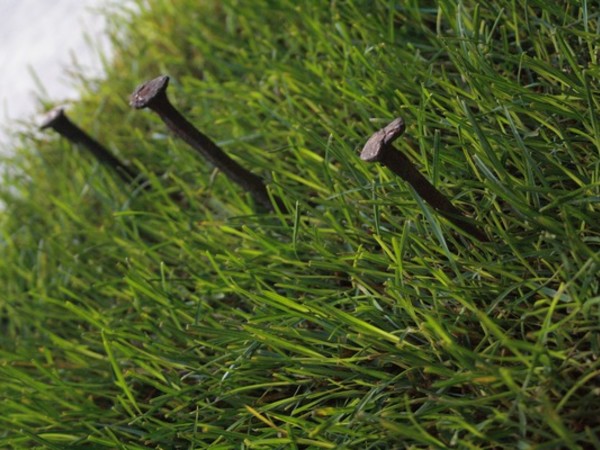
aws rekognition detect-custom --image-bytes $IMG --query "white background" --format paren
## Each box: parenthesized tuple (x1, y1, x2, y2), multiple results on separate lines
(0, 0, 115, 151)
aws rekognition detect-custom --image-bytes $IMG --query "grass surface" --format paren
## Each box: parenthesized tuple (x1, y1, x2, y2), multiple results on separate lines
(1, 0, 599, 448)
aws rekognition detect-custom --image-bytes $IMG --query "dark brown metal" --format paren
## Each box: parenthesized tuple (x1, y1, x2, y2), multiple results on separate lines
(40, 107, 146, 188)
(130, 75, 278, 212)
(361, 117, 488, 242)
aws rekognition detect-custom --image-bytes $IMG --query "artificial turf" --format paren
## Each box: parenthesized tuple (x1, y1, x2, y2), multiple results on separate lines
(1, 1, 599, 448)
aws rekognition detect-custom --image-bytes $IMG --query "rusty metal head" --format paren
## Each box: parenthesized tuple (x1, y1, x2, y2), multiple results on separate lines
(360, 117, 405, 162)
(130, 75, 170, 109)
(40, 106, 69, 130)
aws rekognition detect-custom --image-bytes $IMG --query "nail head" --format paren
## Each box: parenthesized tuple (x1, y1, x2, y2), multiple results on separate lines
(360, 117, 406, 162)
(40, 106, 67, 130)
(130, 75, 170, 109)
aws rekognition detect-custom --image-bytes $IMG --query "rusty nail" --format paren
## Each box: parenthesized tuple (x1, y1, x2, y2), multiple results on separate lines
(40, 107, 146, 188)
(130, 75, 279, 212)
(361, 117, 489, 242)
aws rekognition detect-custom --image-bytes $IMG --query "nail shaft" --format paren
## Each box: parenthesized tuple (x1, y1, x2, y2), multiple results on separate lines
(41, 107, 145, 188)
(361, 117, 488, 242)
(130, 75, 277, 211)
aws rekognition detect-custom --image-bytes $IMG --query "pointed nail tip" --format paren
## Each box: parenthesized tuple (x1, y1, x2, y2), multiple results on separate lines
(130, 75, 170, 109)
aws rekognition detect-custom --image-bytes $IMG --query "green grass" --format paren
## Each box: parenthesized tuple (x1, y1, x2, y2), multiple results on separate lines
(1, 0, 599, 448)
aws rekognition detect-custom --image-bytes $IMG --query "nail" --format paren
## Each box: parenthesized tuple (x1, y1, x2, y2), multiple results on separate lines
(361, 117, 489, 242)
(40, 107, 146, 188)
(130, 75, 278, 212)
